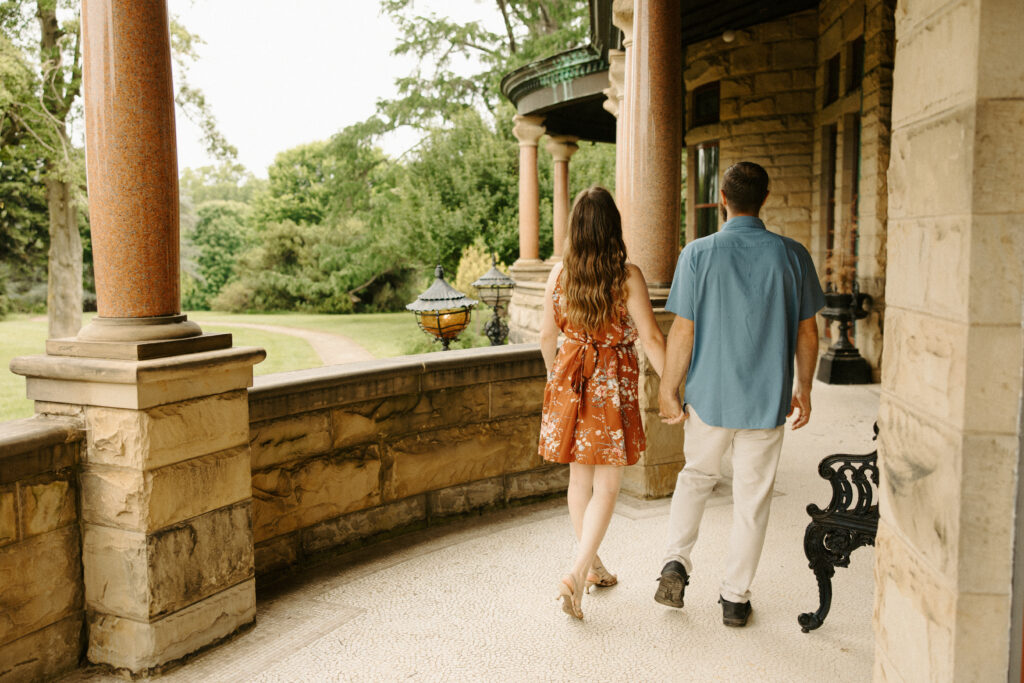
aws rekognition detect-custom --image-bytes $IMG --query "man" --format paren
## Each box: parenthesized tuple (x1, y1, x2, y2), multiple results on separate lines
(655, 161, 824, 627)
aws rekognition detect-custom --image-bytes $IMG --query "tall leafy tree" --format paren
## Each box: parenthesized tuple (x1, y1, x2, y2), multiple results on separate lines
(378, 0, 588, 129)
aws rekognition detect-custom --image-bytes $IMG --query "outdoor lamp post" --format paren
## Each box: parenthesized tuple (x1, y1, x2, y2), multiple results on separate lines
(472, 255, 515, 345)
(407, 264, 477, 351)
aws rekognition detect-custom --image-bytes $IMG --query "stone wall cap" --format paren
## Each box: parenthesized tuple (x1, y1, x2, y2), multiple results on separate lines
(250, 345, 543, 402)
(0, 416, 83, 473)
(10, 346, 266, 385)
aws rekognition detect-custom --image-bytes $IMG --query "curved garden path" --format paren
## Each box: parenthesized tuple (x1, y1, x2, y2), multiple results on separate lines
(204, 321, 374, 365)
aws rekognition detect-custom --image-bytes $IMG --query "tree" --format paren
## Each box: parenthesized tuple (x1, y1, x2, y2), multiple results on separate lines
(0, 1, 232, 336)
(378, 0, 588, 129)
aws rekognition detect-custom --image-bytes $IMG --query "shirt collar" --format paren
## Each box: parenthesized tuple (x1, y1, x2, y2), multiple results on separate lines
(722, 216, 766, 231)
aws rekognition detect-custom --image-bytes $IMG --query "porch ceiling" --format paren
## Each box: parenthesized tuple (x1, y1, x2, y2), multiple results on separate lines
(681, 0, 819, 45)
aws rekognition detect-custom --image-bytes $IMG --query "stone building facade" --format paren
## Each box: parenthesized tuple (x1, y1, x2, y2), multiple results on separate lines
(503, 0, 1024, 679)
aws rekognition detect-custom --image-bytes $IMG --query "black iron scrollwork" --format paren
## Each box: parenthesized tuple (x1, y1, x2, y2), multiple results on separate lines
(798, 423, 879, 633)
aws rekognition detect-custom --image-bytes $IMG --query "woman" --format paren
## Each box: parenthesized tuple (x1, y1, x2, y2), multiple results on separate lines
(539, 186, 666, 619)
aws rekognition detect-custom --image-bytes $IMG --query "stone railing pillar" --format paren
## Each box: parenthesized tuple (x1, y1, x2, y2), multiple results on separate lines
(545, 135, 579, 260)
(512, 115, 546, 264)
(11, 0, 264, 673)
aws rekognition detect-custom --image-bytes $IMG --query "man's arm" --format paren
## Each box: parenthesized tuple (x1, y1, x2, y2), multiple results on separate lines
(658, 316, 695, 424)
(789, 316, 818, 429)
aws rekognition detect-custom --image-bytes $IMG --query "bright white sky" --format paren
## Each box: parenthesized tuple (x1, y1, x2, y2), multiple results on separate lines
(167, 0, 504, 177)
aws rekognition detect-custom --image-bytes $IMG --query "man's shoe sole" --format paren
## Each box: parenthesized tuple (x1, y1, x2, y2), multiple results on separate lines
(722, 616, 749, 627)
(654, 573, 687, 608)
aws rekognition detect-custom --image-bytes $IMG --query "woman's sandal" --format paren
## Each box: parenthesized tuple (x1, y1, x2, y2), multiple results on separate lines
(556, 574, 584, 619)
(586, 555, 618, 591)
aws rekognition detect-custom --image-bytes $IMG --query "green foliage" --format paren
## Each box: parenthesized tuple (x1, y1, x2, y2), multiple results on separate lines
(378, 0, 587, 127)
(395, 109, 520, 272)
(181, 200, 252, 310)
(454, 239, 509, 303)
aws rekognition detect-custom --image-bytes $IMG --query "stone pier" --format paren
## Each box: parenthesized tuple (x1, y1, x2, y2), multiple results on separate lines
(11, 0, 264, 673)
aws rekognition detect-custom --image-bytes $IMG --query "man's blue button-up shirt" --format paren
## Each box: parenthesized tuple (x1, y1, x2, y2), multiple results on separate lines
(665, 216, 825, 429)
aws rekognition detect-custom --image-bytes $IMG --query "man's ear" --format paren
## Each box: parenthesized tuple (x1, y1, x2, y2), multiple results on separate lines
(760, 190, 770, 209)
(719, 189, 728, 210)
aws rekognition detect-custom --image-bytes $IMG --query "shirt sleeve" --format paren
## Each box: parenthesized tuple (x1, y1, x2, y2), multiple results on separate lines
(798, 246, 826, 320)
(665, 246, 695, 320)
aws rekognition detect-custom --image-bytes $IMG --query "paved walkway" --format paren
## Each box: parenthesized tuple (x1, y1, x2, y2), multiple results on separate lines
(203, 321, 374, 365)
(64, 382, 879, 682)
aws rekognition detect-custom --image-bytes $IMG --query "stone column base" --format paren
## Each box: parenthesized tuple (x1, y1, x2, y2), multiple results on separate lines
(11, 346, 265, 674)
(509, 260, 553, 344)
(622, 307, 684, 499)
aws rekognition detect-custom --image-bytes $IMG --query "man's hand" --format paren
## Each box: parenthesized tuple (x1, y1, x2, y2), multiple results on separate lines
(787, 386, 811, 429)
(659, 389, 686, 425)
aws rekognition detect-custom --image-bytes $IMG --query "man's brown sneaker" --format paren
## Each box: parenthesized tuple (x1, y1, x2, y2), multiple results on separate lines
(654, 561, 689, 608)
(719, 596, 752, 626)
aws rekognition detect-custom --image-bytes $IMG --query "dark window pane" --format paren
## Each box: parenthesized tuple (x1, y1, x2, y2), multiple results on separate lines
(691, 82, 720, 127)
(696, 208, 718, 239)
(847, 37, 865, 94)
(825, 54, 840, 105)
(696, 143, 719, 204)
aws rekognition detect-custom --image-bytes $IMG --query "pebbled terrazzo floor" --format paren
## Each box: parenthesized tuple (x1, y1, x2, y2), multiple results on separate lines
(65, 381, 879, 682)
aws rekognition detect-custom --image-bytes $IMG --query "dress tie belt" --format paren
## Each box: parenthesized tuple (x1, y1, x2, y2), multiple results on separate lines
(565, 339, 631, 396)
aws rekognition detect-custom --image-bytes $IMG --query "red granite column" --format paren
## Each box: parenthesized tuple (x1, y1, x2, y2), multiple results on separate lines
(79, 0, 200, 341)
(512, 115, 545, 263)
(545, 135, 578, 259)
(626, 0, 682, 287)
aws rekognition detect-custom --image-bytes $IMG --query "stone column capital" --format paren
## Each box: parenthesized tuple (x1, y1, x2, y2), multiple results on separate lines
(512, 115, 545, 147)
(608, 48, 626, 92)
(612, 0, 634, 46)
(545, 135, 579, 163)
(602, 91, 620, 117)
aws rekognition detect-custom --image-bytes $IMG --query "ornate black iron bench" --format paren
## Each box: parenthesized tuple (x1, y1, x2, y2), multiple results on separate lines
(798, 423, 879, 633)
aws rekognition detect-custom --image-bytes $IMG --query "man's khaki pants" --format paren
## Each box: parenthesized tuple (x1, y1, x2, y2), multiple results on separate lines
(662, 406, 785, 604)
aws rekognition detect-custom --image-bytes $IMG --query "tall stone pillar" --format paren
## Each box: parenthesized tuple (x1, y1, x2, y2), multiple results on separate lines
(625, 0, 682, 289)
(605, 49, 627, 210)
(508, 115, 550, 342)
(512, 115, 545, 264)
(78, 0, 198, 343)
(611, 1, 635, 234)
(545, 135, 579, 259)
(874, 0, 1024, 680)
(12, 0, 263, 673)
(610, 0, 686, 500)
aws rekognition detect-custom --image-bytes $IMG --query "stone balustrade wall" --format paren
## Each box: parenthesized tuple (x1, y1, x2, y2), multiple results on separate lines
(0, 417, 85, 681)
(246, 345, 560, 575)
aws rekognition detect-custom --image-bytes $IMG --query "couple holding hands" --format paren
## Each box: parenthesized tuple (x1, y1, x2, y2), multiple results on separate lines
(539, 162, 824, 626)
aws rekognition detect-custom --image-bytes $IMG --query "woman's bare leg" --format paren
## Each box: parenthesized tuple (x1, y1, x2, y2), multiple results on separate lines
(569, 465, 623, 598)
(567, 462, 594, 542)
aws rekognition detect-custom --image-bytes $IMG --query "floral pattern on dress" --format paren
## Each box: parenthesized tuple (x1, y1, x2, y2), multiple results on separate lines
(538, 278, 645, 466)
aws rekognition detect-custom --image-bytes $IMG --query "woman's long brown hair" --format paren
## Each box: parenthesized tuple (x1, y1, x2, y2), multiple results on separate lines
(560, 186, 628, 334)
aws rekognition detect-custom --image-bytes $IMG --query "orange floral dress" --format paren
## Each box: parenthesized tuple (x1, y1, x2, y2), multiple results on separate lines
(539, 278, 645, 466)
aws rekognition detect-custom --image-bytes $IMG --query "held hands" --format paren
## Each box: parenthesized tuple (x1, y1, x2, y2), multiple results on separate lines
(658, 389, 687, 425)
(787, 386, 812, 430)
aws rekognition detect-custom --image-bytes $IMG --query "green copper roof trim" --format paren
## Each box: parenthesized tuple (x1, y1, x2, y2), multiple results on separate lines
(501, 46, 609, 106)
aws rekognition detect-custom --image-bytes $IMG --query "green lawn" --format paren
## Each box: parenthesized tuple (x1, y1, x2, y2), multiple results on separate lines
(187, 311, 429, 358)
(0, 309, 491, 423)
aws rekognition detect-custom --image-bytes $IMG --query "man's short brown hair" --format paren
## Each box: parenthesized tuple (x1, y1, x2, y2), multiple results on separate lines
(721, 162, 770, 215)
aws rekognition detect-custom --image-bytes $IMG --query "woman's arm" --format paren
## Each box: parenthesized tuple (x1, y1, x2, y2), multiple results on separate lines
(624, 264, 666, 376)
(539, 263, 562, 373)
